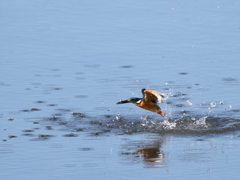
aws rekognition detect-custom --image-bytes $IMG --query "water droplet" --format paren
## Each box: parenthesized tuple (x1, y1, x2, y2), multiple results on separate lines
(186, 100, 192, 105)
(210, 102, 216, 107)
(116, 115, 121, 120)
(207, 107, 213, 116)
(219, 101, 224, 105)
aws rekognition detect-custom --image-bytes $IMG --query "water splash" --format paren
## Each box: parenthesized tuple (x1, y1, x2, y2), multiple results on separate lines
(142, 101, 218, 132)
(35, 87, 240, 135)
(141, 116, 156, 128)
(159, 120, 176, 130)
(195, 116, 207, 126)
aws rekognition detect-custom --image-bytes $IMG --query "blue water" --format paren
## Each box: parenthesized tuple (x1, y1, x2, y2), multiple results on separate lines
(1, 1, 240, 180)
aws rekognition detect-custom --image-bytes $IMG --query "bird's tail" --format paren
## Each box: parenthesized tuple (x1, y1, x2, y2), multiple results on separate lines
(156, 109, 166, 117)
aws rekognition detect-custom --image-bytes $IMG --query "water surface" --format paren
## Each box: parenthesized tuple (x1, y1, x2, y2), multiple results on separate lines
(1, 1, 240, 180)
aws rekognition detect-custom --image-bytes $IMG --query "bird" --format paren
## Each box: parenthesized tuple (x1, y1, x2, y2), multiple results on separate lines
(116, 89, 166, 117)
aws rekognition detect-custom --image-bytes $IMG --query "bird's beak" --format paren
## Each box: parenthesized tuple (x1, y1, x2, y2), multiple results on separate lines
(116, 99, 131, 104)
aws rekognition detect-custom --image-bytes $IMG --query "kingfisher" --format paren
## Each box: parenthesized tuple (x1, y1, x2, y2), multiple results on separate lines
(116, 89, 166, 117)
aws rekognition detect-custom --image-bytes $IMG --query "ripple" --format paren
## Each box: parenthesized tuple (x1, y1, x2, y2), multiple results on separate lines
(79, 147, 94, 151)
(120, 65, 134, 68)
(63, 133, 78, 137)
(84, 114, 240, 135)
(178, 72, 188, 75)
(32, 108, 240, 137)
(0, 150, 14, 154)
(35, 101, 46, 104)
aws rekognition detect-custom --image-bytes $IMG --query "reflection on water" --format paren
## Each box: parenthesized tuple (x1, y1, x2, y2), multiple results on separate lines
(121, 137, 165, 168)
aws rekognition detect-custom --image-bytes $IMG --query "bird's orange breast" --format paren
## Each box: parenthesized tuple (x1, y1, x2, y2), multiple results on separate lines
(135, 101, 160, 112)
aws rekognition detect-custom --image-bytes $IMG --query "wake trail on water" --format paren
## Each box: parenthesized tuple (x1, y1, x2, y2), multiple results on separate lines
(34, 88, 240, 136)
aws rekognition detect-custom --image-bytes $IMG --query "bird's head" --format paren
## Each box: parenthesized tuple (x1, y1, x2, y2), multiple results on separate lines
(116, 97, 142, 104)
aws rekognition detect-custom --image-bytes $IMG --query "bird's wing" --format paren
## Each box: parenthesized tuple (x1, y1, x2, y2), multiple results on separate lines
(143, 89, 165, 103)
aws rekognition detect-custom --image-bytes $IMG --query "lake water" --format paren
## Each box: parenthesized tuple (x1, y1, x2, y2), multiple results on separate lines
(1, 1, 240, 179)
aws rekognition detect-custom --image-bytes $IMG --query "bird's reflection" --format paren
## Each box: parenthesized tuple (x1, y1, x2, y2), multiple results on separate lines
(121, 136, 165, 168)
